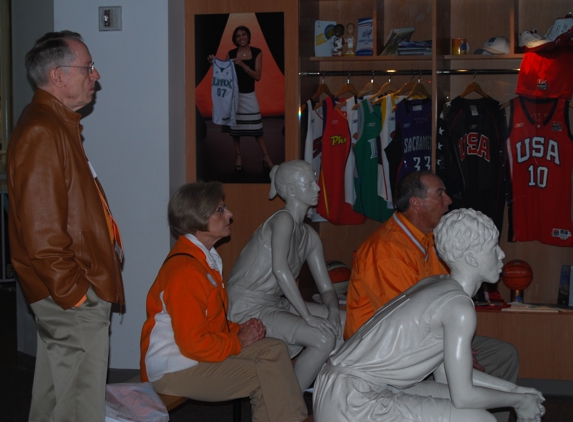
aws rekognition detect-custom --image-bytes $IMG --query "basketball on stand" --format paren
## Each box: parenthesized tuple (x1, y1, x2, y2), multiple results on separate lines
(501, 260, 533, 290)
(326, 260, 351, 295)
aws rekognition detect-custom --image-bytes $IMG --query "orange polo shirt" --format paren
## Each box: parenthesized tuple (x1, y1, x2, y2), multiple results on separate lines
(343, 212, 449, 340)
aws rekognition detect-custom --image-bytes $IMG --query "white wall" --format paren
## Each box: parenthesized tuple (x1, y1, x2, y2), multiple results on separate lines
(52, 0, 177, 368)
(12, 0, 55, 357)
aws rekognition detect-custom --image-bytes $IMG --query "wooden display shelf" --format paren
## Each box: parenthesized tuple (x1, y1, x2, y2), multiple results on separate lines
(309, 55, 432, 62)
(476, 309, 573, 380)
(442, 54, 524, 60)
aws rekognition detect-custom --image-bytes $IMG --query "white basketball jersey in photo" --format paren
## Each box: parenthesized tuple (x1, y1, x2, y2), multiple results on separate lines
(211, 58, 239, 126)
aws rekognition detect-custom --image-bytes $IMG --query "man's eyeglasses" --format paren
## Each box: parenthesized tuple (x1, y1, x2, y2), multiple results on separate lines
(56, 62, 95, 74)
(216, 204, 227, 215)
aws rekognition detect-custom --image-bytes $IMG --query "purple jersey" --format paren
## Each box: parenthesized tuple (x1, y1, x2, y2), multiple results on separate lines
(385, 98, 432, 198)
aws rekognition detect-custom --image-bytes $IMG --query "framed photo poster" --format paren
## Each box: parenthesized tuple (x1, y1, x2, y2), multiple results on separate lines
(195, 12, 285, 183)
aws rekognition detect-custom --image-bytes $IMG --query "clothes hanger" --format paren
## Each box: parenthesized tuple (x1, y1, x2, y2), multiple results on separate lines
(334, 78, 359, 110)
(499, 100, 511, 109)
(389, 74, 430, 111)
(460, 73, 489, 98)
(372, 77, 399, 99)
(358, 74, 381, 98)
(301, 76, 333, 112)
(370, 78, 400, 105)
(352, 76, 384, 110)
(361, 77, 400, 109)
(335, 77, 359, 98)
(405, 75, 431, 101)
(312, 77, 334, 100)
(316, 77, 359, 110)
(393, 73, 417, 97)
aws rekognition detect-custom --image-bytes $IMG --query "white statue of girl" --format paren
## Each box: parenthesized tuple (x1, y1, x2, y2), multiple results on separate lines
(227, 160, 344, 391)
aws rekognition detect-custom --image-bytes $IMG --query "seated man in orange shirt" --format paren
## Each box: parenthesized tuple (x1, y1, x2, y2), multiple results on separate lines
(344, 170, 519, 422)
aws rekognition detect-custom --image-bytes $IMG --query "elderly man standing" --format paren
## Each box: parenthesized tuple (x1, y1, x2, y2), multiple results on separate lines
(344, 171, 519, 422)
(7, 31, 124, 422)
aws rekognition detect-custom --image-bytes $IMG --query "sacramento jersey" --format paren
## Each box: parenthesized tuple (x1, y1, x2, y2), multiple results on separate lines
(353, 99, 393, 222)
(385, 98, 432, 199)
(437, 96, 506, 233)
(211, 58, 238, 126)
(506, 96, 573, 246)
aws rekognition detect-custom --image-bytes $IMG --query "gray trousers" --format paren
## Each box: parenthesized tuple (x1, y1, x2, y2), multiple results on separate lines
(29, 287, 111, 422)
(473, 335, 520, 422)
(152, 337, 308, 422)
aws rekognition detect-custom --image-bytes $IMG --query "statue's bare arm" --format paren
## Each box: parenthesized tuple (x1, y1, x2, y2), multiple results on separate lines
(305, 232, 342, 334)
(268, 212, 337, 338)
(439, 298, 544, 420)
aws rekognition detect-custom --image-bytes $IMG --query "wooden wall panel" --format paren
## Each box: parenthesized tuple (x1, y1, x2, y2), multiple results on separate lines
(476, 311, 573, 379)
(319, 219, 381, 266)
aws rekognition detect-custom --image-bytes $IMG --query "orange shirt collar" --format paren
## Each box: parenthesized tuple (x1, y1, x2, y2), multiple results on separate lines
(393, 212, 436, 260)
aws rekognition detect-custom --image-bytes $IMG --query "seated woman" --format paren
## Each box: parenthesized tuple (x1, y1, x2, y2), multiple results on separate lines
(227, 160, 344, 391)
(140, 182, 307, 422)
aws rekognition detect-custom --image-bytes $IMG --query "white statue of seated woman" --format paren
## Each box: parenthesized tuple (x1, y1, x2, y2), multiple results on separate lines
(227, 160, 344, 391)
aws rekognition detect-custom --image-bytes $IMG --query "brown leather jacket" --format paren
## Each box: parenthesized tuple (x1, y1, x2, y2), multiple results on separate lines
(7, 89, 125, 309)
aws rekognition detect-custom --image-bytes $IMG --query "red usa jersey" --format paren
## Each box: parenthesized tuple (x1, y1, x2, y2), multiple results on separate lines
(506, 96, 573, 246)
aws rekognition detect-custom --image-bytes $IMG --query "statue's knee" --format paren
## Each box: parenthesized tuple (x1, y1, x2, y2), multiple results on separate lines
(313, 332, 336, 353)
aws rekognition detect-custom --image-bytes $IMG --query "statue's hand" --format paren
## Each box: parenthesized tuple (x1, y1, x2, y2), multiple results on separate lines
(513, 386, 544, 402)
(326, 310, 342, 338)
(303, 314, 337, 338)
(514, 393, 545, 422)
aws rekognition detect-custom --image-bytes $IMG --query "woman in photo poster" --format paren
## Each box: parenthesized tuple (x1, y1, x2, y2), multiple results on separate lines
(196, 13, 285, 183)
(209, 26, 274, 172)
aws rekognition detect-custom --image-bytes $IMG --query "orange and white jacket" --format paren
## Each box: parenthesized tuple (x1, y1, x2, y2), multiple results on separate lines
(140, 235, 241, 382)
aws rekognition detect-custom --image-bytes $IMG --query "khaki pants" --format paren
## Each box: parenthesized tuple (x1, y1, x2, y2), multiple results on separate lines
(472, 335, 520, 422)
(29, 287, 111, 422)
(152, 337, 308, 422)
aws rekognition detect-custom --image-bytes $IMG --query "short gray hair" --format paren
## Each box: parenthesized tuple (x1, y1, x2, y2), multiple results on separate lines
(25, 30, 83, 89)
(435, 208, 499, 265)
(395, 170, 434, 212)
(168, 182, 224, 237)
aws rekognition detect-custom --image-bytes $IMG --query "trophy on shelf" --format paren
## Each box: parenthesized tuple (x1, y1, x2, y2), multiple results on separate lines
(501, 259, 533, 303)
(345, 22, 355, 55)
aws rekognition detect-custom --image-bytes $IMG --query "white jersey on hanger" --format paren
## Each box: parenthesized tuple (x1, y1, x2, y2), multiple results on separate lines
(304, 98, 327, 222)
